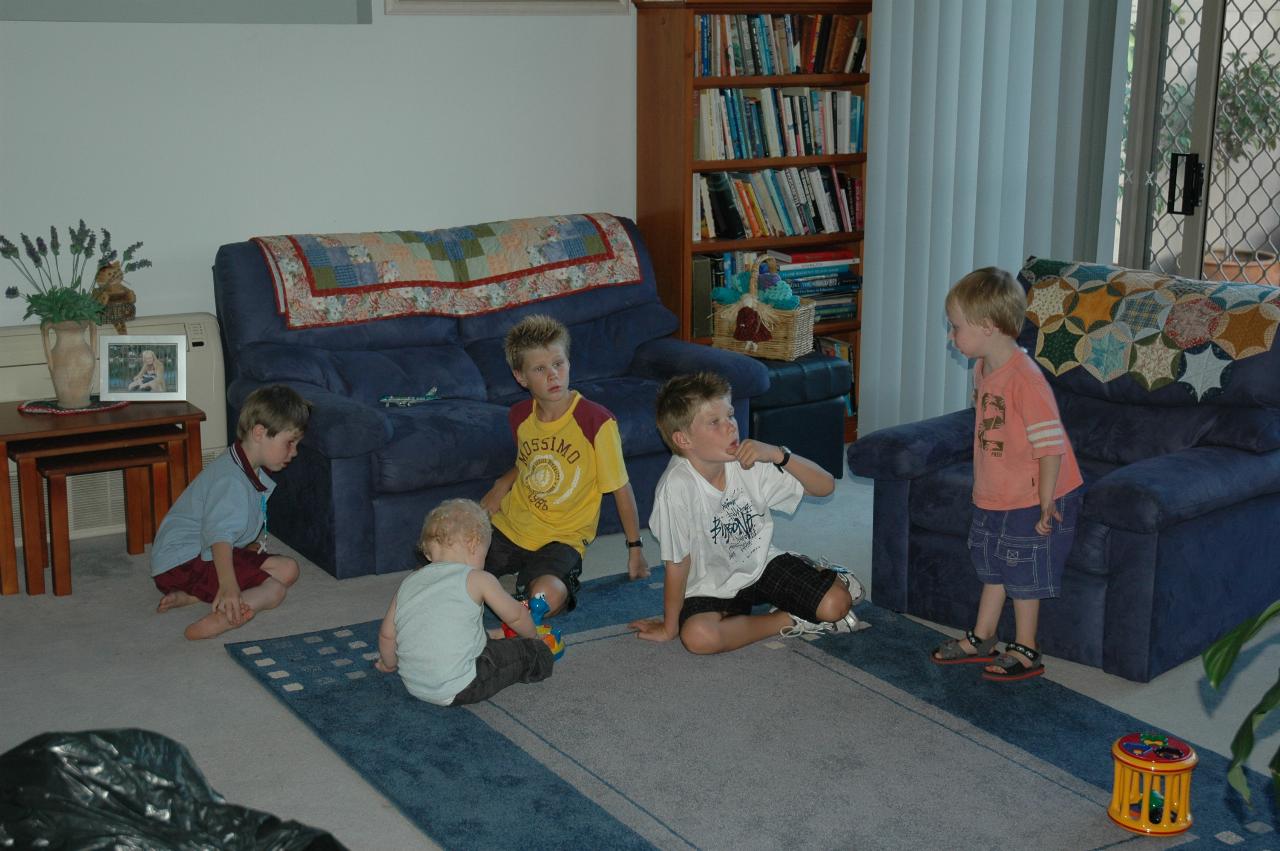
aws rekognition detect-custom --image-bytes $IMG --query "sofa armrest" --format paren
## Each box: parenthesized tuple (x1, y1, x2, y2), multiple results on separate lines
(846, 409, 973, 480)
(630, 337, 770, 399)
(1084, 445, 1280, 533)
(227, 377, 392, 459)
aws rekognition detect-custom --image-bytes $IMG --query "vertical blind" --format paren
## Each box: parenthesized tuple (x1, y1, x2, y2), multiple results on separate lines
(859, 0, 1129, 436)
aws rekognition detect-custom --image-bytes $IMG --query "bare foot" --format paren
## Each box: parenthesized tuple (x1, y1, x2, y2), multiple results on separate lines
(487, 626, 507, 640)
(157, 591, 200, 613)
(184, 602, 255, 640)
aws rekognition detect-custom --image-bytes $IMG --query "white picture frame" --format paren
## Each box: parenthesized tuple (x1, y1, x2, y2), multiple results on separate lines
(385, 0, 626, 15)
(99, 335, 188, 402)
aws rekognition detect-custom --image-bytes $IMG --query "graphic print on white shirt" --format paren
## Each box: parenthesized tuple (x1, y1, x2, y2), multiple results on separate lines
(709, 488, 767, 564)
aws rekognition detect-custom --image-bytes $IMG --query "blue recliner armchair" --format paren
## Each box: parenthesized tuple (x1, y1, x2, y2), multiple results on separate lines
(848, 258, 1280, 682)
(213, 215, 768, 579)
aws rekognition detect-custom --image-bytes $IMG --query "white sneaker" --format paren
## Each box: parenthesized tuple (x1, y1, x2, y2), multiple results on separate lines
(835, 570, 865, 606)
(779, 613, 858, 638)
(796, 554, 866, 606)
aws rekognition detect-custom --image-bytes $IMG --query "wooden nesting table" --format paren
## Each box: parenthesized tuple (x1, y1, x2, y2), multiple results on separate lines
(0, 401, 205, 595)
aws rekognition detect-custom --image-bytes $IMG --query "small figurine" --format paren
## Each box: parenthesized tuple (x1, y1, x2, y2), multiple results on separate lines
(91, 261, 137, 334)
(500, 592, 565, 659)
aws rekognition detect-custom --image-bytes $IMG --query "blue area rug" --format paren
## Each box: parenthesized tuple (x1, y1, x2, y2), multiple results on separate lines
(226, 569, 1277, 849)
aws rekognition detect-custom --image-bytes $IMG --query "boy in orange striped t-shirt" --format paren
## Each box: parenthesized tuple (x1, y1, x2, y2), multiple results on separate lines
(930, 267, 1084, 681)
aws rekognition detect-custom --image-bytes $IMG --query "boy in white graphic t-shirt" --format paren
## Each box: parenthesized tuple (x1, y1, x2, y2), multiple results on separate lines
(628, 372, 863, 653)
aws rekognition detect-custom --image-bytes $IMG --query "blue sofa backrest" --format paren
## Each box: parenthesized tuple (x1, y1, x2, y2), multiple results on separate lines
(1015, 257, 1280, 464)
(212, 216, 677, 403)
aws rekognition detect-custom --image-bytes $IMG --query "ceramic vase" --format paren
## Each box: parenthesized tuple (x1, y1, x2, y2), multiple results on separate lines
(41, 320, 98, 409)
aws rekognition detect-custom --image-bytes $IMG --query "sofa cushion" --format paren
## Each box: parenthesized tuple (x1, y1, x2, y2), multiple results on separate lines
(1200, 407, 1280, 452)
(564, 376, 669, 458)
(373, 400, 513, 494)
(327, 346, 487, 407)
(466, 302, 679, 400)
(1056, 393, 1216, 464)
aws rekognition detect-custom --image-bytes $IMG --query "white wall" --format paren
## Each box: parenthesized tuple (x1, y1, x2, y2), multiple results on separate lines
(0, 11, 636, 325)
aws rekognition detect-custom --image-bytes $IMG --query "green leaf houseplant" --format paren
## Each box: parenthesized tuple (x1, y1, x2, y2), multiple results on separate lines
(0, 222, 152, 408)
(1202, 600, 1280, 807)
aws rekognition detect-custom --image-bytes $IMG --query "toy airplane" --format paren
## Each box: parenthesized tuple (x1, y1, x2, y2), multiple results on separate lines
(379, 387, 439, 407)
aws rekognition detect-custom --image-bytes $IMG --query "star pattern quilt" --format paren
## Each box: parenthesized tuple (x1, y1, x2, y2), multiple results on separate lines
(1020, 257, 1280, 400)
(253, 213, 641, 330)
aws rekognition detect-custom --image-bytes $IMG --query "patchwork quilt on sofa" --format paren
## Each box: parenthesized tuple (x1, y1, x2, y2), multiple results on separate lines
(253, 213, 641, 329)
(1022, 257, 1280, 398)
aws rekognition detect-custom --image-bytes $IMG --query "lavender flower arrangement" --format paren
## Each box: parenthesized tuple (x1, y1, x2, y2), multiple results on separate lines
(0, 221, 152, 325)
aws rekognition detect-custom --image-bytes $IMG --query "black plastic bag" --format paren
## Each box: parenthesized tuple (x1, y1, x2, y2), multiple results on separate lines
(0, 729, 346, 850)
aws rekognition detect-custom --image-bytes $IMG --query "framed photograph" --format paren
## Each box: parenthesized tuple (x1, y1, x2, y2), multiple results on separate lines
(99, 335, 188, 402)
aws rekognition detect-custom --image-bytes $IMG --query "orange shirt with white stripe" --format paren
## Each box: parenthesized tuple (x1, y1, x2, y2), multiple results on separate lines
(971, 350, 1083, 511)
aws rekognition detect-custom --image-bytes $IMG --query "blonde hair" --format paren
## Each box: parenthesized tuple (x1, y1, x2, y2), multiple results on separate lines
(419, 498, 492, 556)
(236, 384, 312, 441)
(945, 267, 1027, 338)
(504, 314, 570, 372)
(655, 372, 732, 455)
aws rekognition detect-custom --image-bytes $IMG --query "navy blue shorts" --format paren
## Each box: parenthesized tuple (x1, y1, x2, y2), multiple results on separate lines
(969, 489, 1082, 600)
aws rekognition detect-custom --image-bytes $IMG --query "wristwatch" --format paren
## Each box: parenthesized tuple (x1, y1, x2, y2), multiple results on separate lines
(774, 446, 792, 471)
(626, 539, 644, 548)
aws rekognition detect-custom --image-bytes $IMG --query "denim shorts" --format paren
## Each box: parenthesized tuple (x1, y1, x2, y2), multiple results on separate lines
(968, 489, 1081, 600)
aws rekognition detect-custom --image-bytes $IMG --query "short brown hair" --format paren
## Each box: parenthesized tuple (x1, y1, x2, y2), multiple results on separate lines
(504, 314, 570, 372)
(655, 372, 732, 455)
(945, 267, 1027, 338)
(419, 498, 492, 556)
(236, 385, 311, 441)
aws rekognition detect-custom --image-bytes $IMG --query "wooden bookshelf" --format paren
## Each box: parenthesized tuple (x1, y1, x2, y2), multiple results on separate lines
(634, 1, 870, 441)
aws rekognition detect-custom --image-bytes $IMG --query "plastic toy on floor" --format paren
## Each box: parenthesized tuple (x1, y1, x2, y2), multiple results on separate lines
(500, 593, 566, 659)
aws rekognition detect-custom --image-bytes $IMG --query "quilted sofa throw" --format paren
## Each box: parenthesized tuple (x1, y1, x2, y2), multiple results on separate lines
(1021, 257, 1280, 400)
(253, 213, 641, 329)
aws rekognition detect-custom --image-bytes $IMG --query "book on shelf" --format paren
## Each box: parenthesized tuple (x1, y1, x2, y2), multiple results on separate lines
(691, 255, 715, 338)
(847, 19, 867, 74)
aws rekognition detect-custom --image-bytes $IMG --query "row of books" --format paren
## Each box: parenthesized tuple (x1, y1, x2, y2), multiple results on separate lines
(695, 14, 868, 78)
(697, 87, 864, 161)
(690, 249, 861, 337)
(693, 168, 864, 241)
(816, 335, 857, 415)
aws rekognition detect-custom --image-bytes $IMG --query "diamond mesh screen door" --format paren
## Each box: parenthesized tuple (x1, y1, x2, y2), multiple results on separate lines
(1117, 0, 1280, 284)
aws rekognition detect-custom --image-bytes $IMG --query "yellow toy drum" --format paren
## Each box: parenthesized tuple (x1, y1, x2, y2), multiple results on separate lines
(1108, 732, 1198, 835)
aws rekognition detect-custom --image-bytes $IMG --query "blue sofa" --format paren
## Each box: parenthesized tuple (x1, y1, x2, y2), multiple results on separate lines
(847, 258, 1280, 682)
(212, 216, 768, 579)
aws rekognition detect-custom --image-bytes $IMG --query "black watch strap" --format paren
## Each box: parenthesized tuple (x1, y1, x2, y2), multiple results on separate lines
(626, 539, 644, 548)
(774, 446, 792, 471)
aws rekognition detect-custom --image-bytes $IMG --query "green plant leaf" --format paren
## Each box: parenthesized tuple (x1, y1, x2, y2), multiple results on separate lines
(1204, 600, 1280, 689)
(1270, 743, 1280, 807)
(1225, 677, 1280, 805)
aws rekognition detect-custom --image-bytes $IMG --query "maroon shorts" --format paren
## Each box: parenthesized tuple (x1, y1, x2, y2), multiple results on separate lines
(154, 546, 272, 603)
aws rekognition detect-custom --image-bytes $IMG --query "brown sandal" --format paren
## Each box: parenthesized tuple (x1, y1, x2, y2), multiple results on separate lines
(931, 630, 999, 665)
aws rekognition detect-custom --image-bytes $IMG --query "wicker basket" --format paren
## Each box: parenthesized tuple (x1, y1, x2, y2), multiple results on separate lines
(712, 258, 815, 361)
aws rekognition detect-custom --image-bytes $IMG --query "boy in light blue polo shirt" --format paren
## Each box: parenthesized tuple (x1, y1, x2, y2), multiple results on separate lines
(151, 385, 310, 640)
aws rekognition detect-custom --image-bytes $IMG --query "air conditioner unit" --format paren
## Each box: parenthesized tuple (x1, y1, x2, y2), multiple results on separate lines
(0, 313, 228, 544)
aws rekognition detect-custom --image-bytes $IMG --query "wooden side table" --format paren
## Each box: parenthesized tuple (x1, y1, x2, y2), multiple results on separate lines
(0, 401, 205, 595)
(39, 445, 173, 596)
